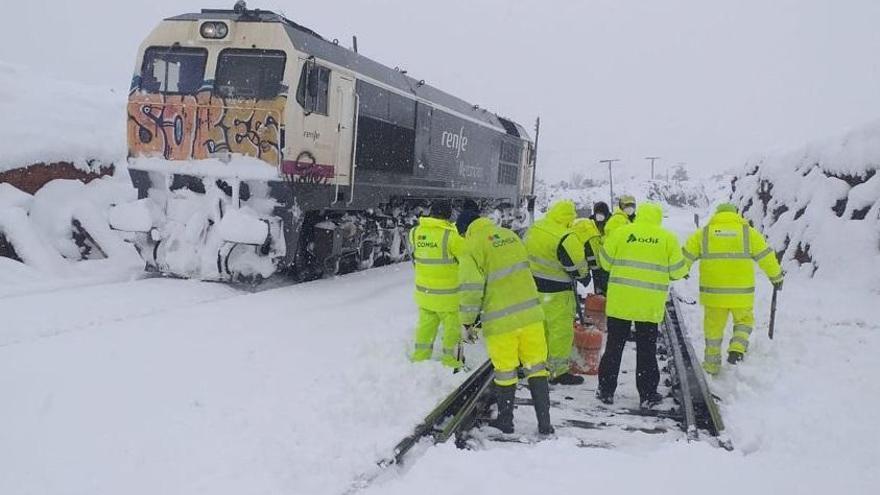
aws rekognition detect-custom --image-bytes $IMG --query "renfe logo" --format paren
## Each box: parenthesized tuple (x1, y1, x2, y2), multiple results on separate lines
(441, 127, 468, 157)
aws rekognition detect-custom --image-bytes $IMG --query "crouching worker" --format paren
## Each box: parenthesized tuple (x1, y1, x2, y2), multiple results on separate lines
(409, 200, 465, 368)
(456, 211, 554, 435)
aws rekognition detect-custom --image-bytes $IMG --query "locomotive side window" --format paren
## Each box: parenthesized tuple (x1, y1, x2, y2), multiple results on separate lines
(355, 80, 416, 173)
(140, 47, 207, 95)
(296, 60, 330, 115)
(497, 140, 522, 185)
(215, 49, 287, 100)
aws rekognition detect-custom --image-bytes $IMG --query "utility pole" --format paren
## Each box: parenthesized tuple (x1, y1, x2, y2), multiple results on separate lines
(645, 156, 661, 180)
(599, 159, 620, 205)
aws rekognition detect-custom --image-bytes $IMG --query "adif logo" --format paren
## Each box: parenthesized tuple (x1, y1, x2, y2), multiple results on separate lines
(441, 127, 468, 157)
(626, 233, 659, 244)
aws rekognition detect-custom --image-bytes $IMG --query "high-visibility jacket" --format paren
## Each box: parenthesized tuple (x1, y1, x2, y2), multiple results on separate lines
(572, 218, 603, 271)
(683, 211, 783, 308)
(599, 202, 687, 323)
(409, 216, 465, 312)
(525, 200, 590, 293)
(603, 208, 632, 238)
(459, 218, 544, 336)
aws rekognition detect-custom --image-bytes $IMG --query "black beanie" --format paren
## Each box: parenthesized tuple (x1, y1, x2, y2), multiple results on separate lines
(430, 200, 452, 220)
(593, 201, 610, 216)
(456, 210, 481, 236)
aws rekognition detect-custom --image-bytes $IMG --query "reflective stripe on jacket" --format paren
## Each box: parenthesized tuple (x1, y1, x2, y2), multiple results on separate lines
(683, 211, 783, 308)
(525, 200, 590, 292)
(459, 218, 544, 337)
(599, 202, 687, 323)
(409, 217, 465, 312)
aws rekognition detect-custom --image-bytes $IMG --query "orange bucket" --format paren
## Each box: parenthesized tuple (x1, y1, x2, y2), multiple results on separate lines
(584, 294, 607, 333)
(571, 321, 604, 375)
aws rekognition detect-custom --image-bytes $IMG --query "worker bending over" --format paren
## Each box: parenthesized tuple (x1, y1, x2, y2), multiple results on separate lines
(457, 211, 554, 435)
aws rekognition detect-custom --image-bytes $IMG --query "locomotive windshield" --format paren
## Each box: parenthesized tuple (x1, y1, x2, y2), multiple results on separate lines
(140, 46, 207, 94)
(215, 49, 287, 99)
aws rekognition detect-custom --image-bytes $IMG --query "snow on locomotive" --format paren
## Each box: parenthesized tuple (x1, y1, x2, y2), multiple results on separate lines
(120, 2, 537, 281)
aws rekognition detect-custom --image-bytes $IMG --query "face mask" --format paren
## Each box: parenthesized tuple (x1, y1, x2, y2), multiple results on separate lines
(623, 206, 635, 215)
(595, 214, 606, 222)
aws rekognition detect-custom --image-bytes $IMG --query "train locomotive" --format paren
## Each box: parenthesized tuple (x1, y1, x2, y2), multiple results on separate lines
(121, 2, 537, 281)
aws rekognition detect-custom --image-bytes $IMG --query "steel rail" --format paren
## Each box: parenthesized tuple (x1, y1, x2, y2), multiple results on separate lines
(665, 289, 731, 449)
(663, 296, 699, 441)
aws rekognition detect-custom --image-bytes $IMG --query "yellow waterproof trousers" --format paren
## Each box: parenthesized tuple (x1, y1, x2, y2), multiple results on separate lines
(703, 306, 755, 374)
(540, 291, 576, 378)
(412, 308, 461, 367)
(486, 321, 550, 386)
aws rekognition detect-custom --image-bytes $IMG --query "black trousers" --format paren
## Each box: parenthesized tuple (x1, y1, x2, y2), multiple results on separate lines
(598, 316, 659, 400)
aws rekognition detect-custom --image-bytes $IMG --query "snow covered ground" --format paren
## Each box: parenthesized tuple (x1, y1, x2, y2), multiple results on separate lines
(1, 201, 877, 495)
(0, 266, 478, 495)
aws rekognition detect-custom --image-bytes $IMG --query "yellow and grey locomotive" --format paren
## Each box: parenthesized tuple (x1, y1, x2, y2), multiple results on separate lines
(123, 2, 536, 281)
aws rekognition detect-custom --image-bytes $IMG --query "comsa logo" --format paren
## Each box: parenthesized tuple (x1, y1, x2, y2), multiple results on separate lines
(488, 233, 516, 248)
(416, 234, 438, 248)
(626, 233, 659, 244)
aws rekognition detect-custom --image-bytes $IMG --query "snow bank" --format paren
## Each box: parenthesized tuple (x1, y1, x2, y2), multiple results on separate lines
(535, 175, 715, 219)
(0, 61, 125, 172)
(0, 176, 144, 294)
(733, 120, 880, 289)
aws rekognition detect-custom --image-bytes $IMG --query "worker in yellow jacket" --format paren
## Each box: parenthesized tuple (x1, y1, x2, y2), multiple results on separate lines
(597, 202, 688, 407)
(683, 203, 783, 374)
(525, 200, 591, 385)
(572, 216, 607, 294)
(457, 211, 554, 435)
(603, 195, 637, 238)
(409, 200, 465, 368)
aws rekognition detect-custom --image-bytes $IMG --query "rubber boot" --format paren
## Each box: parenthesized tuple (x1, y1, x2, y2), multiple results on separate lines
(488, 384, 515, 434)
(528, 376, 555, 435)
(727, 350, 744, 365)
(549, 372, 585, 386)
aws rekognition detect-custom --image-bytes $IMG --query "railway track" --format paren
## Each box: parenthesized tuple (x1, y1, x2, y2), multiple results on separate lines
(347, 290, 730, 493)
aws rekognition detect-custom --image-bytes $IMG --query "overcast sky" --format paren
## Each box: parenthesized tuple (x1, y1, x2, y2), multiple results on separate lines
(3, 0, 879, 181)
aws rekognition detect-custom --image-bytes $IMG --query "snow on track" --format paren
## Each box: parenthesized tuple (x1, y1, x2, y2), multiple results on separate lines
(0, 264, 470, 495)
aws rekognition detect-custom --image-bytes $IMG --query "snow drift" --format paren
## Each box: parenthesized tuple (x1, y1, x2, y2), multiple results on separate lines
(732, 120, 880, 289)
(0, 61, 125, 174)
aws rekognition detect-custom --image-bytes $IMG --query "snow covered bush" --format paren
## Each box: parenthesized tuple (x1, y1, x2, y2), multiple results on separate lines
(732, 121, 880, 288)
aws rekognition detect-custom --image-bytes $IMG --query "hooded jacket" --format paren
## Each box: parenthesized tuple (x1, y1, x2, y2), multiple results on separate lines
(409, 216, 465, 312)
(524, 200, 590, 292)
(458, 218, 544, 336)
(683, 211, 783, 308)
(599, 202, 687, 323)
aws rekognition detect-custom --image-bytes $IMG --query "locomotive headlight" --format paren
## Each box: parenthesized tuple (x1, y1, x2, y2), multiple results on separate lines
(200, 22, 228, 39)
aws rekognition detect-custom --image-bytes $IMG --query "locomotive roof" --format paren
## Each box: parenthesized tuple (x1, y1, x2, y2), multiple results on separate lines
(165, 8, 530, 140)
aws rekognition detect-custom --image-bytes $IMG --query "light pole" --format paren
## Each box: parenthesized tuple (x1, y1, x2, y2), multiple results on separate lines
(645, 156, 661, 180)
(599, 159, 620, 205)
